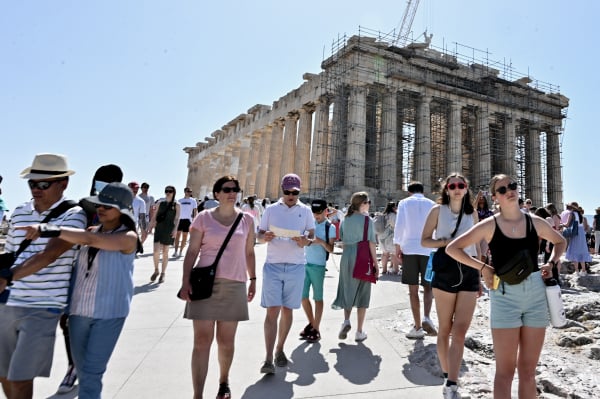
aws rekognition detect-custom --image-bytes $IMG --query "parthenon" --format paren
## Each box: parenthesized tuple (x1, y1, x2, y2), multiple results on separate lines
(184, 27, 569, 208)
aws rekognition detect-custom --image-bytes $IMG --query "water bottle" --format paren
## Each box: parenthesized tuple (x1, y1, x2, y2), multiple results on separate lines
(424, 252, 435, 282)
(545, 278, 567, 327)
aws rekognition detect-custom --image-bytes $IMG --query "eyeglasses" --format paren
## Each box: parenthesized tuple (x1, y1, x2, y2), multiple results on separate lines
(165, 189, 174, 193)
(363, 200, 371, 205)
(495, 182, 518, 195)
(94, 204, 115, 210)
(221, 187, 240, 193)
(447, 182, 467, 190)
(28, 180, 62, 190)
(283, 190, 300, 196)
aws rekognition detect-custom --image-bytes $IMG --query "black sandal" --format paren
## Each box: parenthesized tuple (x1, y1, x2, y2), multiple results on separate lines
(299, 323, 312, 340)
(306, 328, 321, 343)
(217, 382, 231, 399)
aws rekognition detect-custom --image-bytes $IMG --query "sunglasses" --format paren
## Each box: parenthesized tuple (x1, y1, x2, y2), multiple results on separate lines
(363, 200, 371, 205)
(165, 189, 174, 193)
(495, 182, 518, 195)
(447, 182, 467, 190)
(221, 187, 240, 193)
(94, 204, 115, 210)
(283, 190, 300, 196)
(28, 180, 62, 190)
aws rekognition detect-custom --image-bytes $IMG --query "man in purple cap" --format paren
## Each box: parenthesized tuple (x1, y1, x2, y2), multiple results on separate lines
(257, 173, 315, 374)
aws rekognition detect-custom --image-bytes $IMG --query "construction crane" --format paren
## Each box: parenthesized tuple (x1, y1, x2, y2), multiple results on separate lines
(392, 0, 420, 47)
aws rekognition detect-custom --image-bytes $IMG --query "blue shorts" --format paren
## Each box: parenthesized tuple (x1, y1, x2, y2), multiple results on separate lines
(0, 305, 62, 380)
(261, 263, 305, 309)
(490, 271, 549, 328)
(302, 263, 326, 301)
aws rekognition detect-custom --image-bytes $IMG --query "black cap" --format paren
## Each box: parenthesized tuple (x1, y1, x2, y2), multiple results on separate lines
(311, 199, 328, 213)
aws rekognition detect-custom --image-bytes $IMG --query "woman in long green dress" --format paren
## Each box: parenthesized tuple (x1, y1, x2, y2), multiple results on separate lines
(332, 191, 378, 342)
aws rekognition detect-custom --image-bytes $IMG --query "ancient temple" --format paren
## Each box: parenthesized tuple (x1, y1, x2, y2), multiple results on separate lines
(184, 28, 568, 208)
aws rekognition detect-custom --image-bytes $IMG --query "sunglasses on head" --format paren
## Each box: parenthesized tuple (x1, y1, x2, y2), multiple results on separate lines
(221, 187, 240, 193)
(28, 180, 62, 190)
(495, 182, 518, 195)
(283, 190, 300, 196)
(94, 204, 115, 210)
(447, 182, 467, 190)
(165, 189, 174, 193)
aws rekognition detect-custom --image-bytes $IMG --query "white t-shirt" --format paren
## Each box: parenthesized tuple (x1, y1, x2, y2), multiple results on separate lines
(259, 199, 315, 264)
(178, 197, 197, 221)
(131, 196, 146, 227)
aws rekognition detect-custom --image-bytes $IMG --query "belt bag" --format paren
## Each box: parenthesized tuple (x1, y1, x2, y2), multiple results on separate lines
(495, 249, 535, 285)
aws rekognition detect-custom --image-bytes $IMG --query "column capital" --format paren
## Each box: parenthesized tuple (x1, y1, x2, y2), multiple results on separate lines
(301, 103, 316, 114)
(285, 111, 299, 121)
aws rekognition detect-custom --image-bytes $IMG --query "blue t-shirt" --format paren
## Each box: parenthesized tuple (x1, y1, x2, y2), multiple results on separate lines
(305, 219, 336, 266)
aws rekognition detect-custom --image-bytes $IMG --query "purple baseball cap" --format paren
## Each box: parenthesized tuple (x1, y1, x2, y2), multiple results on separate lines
(281, 173, 301, 191)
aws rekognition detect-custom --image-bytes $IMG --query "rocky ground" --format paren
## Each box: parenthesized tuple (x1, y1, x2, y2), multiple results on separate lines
(386, 258, 600, 399)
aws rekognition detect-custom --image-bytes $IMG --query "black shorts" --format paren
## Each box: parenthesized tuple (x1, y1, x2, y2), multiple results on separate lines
(177, 219, 192, 232)
(431, 261, 480, 293)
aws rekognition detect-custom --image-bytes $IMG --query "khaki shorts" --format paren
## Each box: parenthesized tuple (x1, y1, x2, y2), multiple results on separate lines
(0, 305, 61, 380)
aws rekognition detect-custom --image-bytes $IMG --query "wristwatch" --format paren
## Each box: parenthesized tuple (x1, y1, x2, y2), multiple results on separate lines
(0, 268, 13, 286)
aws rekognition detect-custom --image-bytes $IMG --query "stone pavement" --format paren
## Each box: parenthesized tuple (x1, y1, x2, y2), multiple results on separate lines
(31, 239, 444, 399)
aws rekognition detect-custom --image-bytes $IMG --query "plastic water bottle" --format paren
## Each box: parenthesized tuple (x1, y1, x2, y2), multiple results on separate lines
(424, 252, 435, 282)
(545, 278, 567, 327)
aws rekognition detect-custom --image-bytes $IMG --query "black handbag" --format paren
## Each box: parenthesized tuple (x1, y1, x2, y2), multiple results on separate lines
(187, 213, 243, 301)
(431, 205, 463, 272)
(495, 215, 536, 285)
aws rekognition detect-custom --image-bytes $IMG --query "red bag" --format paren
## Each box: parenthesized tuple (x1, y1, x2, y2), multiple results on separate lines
(352, 216, 377, 284)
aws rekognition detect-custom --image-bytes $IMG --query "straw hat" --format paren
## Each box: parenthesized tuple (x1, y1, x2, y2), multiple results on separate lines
(20, 153, 75, 180)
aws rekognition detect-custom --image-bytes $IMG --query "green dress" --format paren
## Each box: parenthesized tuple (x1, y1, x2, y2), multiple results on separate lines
(154, 201, 177, 245)
(332, 213, 377, 309)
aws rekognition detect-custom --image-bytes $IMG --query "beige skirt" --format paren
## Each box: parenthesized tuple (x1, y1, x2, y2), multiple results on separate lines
(184, 278, 249, 321)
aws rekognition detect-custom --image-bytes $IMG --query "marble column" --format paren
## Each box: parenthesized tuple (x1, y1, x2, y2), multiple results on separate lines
(504, 115, 516, 177)
(380, 89, 397, 194)
(526, 125, 543, 205)
(415, 95, 432, 192)
(295, 105, 314, 191)
(329, 90, 347, 187)
(223, 148, 233, 178)
(309, 98, 330, 193)
(229, 144, 240, 177)
(280, 112, 299, 175)
(474, 107, 491, 190)
(447, 101, 462, 174)
(245, 132, 261, 197)
(254, 127, 271, 198)
(237, 138, 251, 194)
(267, 120, 284, 199)
(345, 86, 367, 187)
(546, 126, 563, 208)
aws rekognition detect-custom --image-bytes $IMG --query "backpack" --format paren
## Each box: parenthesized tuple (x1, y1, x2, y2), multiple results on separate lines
(373, 213, 387, 235)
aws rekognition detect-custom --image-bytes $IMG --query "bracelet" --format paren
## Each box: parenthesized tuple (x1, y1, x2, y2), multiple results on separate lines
(249, 277, 257, 281)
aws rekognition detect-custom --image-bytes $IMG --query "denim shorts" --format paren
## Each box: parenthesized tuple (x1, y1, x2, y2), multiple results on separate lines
(0, 305, 61, 380)
(261, 262, 305, 309)
(302, 263, 326, 301)
(490, 271, 549, 328)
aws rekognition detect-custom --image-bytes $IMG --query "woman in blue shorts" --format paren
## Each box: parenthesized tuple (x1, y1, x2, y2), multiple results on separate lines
(421, 173, 480, 398)
(446, 174, 565, 398)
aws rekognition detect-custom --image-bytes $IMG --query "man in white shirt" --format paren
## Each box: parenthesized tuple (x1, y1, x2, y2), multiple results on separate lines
(394, 181, 437, 339)
(138, 182, 155, 243)
(128, 182, 147, 249)
(173, 187, 197, 257)
(257, 173, 315, 375)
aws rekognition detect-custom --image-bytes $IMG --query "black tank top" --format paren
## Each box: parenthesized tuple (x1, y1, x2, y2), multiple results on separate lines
(489, 213, 539, 272)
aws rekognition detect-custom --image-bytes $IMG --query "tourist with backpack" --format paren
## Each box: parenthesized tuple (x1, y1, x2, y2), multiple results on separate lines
(299, 199, 336, 343)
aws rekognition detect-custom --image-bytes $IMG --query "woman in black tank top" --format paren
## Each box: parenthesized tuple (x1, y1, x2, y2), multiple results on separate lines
(446, 174, 566, 398)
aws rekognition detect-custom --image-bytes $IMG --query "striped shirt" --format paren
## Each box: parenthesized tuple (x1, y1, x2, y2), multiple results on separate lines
(5, 197, 87, 309)
(70, 226, 135, 319)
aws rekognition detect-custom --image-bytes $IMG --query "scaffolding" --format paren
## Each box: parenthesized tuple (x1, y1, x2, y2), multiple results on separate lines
(311, 26, 568, 207)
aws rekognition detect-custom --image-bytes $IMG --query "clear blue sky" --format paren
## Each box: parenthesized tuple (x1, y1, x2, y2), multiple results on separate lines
(1, 1, 598, 216)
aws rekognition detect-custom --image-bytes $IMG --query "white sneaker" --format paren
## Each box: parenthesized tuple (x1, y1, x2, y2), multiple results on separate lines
(338, 320, 351, 339)
(406, 326, 426, 339)
(355, 331, 368, 342)
(422, 317, 438, 336)
(443, 384, 462, 399)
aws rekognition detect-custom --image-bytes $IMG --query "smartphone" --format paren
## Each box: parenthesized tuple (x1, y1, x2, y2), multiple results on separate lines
(493, 274, 500, 290)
